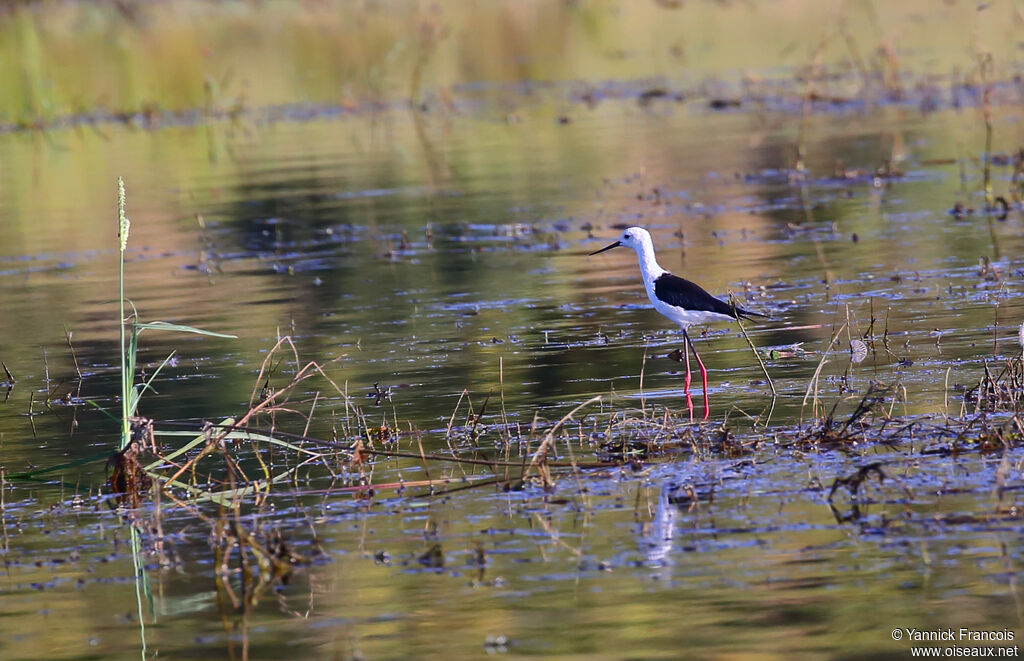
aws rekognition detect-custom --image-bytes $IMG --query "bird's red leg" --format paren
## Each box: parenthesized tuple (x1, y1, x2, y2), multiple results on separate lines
(686, 333, 710, 421)
(683, 337, 692, 395)
(682, 331, 695, 422)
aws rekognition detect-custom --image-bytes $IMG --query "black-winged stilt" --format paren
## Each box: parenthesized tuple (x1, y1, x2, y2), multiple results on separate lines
(590, 226, 764, 419)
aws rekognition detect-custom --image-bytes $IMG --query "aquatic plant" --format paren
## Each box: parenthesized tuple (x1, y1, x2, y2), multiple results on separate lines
(115, 178, 238, 444)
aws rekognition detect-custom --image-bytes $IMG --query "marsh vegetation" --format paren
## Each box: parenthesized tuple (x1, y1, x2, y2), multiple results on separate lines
(1, 1, 1024, 659)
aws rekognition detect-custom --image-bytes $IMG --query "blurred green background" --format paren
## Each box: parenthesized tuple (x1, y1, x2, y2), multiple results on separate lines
(3, 0, 1021, 126)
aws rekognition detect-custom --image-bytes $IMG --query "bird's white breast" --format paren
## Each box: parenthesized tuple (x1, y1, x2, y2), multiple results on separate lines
(644, 281, 733, 328)
(630, 232, 734, 329)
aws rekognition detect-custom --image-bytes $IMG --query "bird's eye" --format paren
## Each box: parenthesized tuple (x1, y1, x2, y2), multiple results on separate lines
(623, 233, 631, 240)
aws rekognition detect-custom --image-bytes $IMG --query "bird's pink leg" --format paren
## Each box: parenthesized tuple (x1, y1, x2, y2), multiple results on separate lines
(681, 331, 695, 422)
(686, 332, 710, 421)
(695, 350, 710, 421)
(683, 340, 692, 395)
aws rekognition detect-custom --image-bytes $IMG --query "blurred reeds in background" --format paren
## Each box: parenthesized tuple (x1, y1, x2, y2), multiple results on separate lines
(2, 0, 1021, 128)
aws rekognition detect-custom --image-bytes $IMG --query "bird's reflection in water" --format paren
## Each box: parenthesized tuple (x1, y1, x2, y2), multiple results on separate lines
(641, 481, 679, 569)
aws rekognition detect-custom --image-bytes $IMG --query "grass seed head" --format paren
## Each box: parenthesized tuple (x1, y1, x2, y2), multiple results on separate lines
(117, 176, 130, 252)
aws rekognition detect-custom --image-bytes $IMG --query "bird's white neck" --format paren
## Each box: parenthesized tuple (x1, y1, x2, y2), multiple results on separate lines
(633, 237, 665, 283)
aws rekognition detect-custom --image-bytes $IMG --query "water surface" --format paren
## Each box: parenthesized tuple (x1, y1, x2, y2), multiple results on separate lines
(1, 80, 1022, 660)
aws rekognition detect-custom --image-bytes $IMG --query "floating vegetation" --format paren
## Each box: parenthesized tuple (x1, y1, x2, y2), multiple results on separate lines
(101, 353, 1024, 518)
(105, 422, 152, 505)
(850, 338, 868, 364)
(965, 358, 1024, 413)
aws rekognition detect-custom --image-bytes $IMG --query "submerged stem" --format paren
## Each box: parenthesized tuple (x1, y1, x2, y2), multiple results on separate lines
(130, 525, 149, 660)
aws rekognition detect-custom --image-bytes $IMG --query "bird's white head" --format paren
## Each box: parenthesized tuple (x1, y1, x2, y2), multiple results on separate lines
(589, 226, 654, 257)
(589, 226, 663, 278)
(617, 227, 652, 252)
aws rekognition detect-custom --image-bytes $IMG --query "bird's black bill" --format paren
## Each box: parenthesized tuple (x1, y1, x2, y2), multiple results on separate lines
(589, 241, 622, 255)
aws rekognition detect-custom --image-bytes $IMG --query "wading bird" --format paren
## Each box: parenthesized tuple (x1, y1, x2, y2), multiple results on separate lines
(589, 226, 764, 419)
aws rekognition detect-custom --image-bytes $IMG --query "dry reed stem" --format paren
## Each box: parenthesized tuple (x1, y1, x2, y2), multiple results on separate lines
(525, 396, 602, 487)
(801, 323, 847, 425)
(730, 292, 776, 400)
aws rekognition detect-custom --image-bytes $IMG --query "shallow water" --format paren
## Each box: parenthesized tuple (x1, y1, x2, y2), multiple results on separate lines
(1, 80, 1023, 659)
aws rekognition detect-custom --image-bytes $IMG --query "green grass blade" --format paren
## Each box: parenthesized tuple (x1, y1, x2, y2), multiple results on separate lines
(142, 351, 176, 391)
(152, 428, 322, 457)
(128, 384, 142, 419)
(128, 350, 177, 415)
(218, 430, 323, 456)
(126, 325, 140, 419)
(143, 417, 235, 469)
(5, 450, 113, 480)
(83, 399, 122, 423)
(133, 321, 237, 339)
(152, 464, 304, 507)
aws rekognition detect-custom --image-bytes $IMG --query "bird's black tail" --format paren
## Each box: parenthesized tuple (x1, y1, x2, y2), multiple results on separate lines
(731, 304, 768, 321)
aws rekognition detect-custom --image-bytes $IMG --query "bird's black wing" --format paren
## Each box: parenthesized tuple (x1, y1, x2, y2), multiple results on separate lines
(653, 272, 765, 320)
